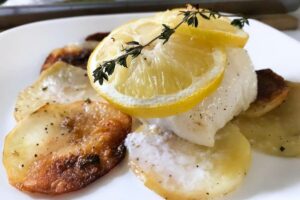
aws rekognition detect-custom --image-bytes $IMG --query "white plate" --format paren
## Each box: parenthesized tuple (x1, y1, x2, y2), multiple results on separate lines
(1, 13, 300, 200)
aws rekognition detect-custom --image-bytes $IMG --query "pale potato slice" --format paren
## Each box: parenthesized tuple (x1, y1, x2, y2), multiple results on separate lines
(125, 123, 251, 200)
(14, 61, 102, 121)
(234, 82, 300, 157)
(3, 101, 132, 194)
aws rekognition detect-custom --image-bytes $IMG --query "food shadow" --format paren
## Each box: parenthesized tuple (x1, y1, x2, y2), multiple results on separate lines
(225, 151, 300, 200)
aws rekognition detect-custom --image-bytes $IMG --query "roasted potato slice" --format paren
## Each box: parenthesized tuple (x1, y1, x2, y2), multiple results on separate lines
(42, 45, 91, 71)
(243, 69, 289, 117)
(42, 44, 96, 71)
(14, 61, 102, 121)
(3, 101, 131, 194)
(41, 32, 109, 71)
(234, 82, 300, 157)
(126, 123, 251, 200)
(85, 32, 109, 42)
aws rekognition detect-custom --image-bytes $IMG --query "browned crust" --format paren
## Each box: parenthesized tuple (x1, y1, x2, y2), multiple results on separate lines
(41, 32, 110, 72)
(244, 69, 289, 117)
(14, 101, 131, 194)
(85, 32, 110, 42)
(41, 46, 92, 72)
(256, 69, 288, 103)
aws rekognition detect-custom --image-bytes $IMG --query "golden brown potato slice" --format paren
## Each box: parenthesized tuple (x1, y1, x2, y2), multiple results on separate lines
(126, 123, 251, 200)
(243, 69, 289, 117)
(14, 61, 102, 121)
(41, 42, 100, 72)
(3, 101, 131, 194)
(234, 82, 300, 157)
(42, 32, 110, 72)
(41, 32, 109, 72)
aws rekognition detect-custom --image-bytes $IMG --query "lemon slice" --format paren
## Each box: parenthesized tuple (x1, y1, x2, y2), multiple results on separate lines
(158, 9, 249, 48)
(88, 13, 226, 118)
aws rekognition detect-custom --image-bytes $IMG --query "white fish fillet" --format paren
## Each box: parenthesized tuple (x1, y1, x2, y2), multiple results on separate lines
(145, 48, 257, 146)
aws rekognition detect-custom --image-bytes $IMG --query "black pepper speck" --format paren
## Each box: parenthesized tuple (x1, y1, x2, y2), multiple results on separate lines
(42, 86, 48, 91)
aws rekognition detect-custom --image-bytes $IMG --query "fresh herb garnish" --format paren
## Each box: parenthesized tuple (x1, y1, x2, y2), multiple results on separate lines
(231, 18, 249, 29)
(93, 5, 249, 85)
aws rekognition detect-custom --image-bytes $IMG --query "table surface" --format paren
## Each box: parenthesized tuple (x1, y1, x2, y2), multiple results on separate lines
(284, 8, 300, 41)
(1, 2, 299, 42)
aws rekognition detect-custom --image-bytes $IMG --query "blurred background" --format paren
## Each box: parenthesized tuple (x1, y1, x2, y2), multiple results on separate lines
(0, 0, 299, 40)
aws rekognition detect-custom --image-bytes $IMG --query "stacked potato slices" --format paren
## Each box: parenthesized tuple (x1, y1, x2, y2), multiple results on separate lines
(235, 70, 300, 157)
(3, 61, 131, 194)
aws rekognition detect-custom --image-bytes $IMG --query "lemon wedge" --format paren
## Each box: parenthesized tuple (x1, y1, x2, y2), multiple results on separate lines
(88, 11, 228, 118)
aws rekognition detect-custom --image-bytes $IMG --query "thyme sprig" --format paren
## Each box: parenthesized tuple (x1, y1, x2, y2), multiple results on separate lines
(93, 5, 249, 85)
